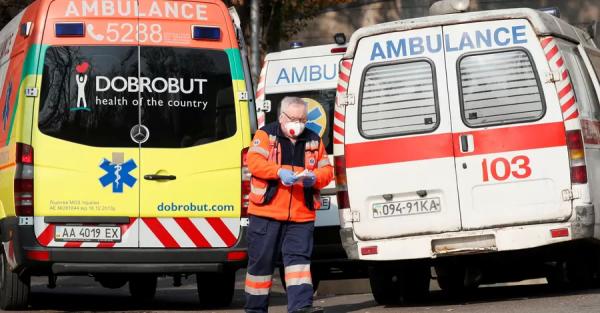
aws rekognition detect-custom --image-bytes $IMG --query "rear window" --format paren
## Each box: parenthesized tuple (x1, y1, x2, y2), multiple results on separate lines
(458, 49, 545, 127)
(264, 89, 335, 154)
(359, 60, 438, 138)
(39, 46, 236, 148)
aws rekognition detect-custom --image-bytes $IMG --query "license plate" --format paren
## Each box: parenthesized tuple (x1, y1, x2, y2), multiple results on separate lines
(372, 197, 441, 218)
(55, 225, 121, 242)
(320, 197, 331, 210)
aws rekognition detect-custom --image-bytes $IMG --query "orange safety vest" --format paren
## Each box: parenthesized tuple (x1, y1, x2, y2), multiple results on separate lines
(246, 122, 334, 222)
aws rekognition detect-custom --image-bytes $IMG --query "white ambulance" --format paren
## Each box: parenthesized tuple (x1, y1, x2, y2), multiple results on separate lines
(256, 40, 366, 286)
(334, 6, 600, 303)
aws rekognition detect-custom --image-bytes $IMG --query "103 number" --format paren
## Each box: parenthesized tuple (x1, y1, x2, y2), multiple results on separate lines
(482, 155, 531, 182)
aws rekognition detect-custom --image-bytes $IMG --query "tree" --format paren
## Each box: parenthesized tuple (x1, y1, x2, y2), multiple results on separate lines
(227, 0, 350, 53)
(0, 0, 33, 30)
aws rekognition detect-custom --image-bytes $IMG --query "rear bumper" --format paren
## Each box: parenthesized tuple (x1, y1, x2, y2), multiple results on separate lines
(0, 217, 248, 275)
(341, 205, 595, 261)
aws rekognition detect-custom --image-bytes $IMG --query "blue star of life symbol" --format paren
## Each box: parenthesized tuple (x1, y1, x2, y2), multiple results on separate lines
(99, 158, 137, 193)
(2, 81, 12, 130)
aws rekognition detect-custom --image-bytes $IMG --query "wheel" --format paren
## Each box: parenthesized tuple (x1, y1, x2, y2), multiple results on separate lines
(369, 263, 430, 305)
(128, 275, 157, 301)
(197, 271, 235, 307)
(279, 266, 321, 292)
(547, 257, 597, 290)
(0, 246, 30, 310)
(435, 264, 464, 292)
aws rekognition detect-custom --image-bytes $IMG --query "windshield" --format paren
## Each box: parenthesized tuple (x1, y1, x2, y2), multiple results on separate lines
(265, 89, 335, 154)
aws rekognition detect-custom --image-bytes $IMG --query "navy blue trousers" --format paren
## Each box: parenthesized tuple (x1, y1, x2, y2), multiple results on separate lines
(244, 214, 315, 313)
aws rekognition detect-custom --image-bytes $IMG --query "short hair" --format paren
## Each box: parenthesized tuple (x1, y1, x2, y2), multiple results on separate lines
(279, 97, 307, 116)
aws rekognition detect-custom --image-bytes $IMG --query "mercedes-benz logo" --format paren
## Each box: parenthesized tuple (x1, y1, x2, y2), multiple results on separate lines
(130, 124, 150, 144)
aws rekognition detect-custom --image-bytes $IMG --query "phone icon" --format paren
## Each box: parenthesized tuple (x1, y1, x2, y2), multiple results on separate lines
(87, 24, 104, 41)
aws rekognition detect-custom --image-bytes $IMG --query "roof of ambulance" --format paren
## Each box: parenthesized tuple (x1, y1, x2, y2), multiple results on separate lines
(265, 44, 347, 61)
(345, 8, 595, 58)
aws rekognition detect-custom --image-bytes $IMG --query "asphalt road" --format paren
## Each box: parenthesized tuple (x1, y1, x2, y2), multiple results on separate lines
(17, 271, 600, 313)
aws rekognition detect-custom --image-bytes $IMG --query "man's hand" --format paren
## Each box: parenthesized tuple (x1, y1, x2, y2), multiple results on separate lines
(278, 169, 298, 186)
(302, 172, 317, 188)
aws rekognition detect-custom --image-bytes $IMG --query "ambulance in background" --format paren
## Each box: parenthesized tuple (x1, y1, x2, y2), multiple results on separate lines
(256, 37, 366, 287)
(334, 4, 600, 304)
(0, 0, 256, 309)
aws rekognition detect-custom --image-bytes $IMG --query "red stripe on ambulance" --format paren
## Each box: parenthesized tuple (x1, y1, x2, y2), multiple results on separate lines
(346, 122, 566, 168)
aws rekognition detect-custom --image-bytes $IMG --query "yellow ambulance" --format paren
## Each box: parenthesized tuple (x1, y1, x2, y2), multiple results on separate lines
(0, 0, 256, 309)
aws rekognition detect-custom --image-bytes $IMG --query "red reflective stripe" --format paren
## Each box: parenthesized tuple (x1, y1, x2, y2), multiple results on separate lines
(346, 122, 566, 168)
(346, 133, 454, 168)
(98, 218, 134, 248)
(143, 218, 180, 248)
(558, 84, 573, 99)
(565, 110, 579, 121)
(206, 218, 236, 247)
(37, 224, 55, 246)
(541, 37, 553, 48)
(64, 241, 82, 248)
(256, 88, 264, 98)
(334, 111, 345, 123)
(337, 85, 346, 93)
(339, 71, 350, 82)
(546, 45, 559, 61)
(561, 97, 576, 112)
(555, 57, 564, 68)
(333, 124, 344, 136)
(175, 218, 211, 248)
(562, 70, 568, 80)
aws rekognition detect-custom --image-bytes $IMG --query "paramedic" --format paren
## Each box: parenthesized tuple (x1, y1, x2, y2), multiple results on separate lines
(244, 97, 334, 313)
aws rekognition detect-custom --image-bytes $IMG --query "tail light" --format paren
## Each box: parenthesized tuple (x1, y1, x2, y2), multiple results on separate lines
(241, 148, 250, 218)
(15, 143, 34, 216)
(334, 155, 350, 209)
(566, 130, 587, 184)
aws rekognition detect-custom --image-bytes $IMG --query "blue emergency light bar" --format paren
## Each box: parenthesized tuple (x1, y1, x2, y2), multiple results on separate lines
(192, 26, 221, 41)
(55, 23, 85, 37)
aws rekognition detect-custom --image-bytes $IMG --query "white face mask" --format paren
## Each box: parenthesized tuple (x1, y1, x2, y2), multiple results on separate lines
(284, 121, 306, 138)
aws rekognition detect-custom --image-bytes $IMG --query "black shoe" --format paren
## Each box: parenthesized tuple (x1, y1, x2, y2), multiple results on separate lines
(291, 306, 324, 313)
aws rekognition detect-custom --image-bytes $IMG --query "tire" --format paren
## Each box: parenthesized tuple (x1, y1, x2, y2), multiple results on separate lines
(0, 247, 30, 310)
(369, 263, 430, 305)
(435, 264, 479, 298)
(197, 271, 235, 307)
(128, 275, 157, 301)
(547, 257, 596, 290)
(279, 266, 321, 292)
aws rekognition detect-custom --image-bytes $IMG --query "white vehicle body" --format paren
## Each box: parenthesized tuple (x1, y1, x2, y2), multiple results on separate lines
(334, 8, 600, 262)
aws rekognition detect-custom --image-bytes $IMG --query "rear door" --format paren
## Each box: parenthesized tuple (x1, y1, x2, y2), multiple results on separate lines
(33, 0, 141, 247)
(263, 53, 340, 227)
(444, 20, 572, 229)
(345, 27, 462, 240)
(137, 1, 242, 248)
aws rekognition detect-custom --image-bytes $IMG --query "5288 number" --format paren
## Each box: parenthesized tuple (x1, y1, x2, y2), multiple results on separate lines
(482, 155, 531, 182)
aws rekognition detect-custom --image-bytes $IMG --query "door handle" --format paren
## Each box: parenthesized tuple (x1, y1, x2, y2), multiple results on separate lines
(459, 134, 474, 153)
(144, 174, 176, 181)
(460, 135, 469, 153)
